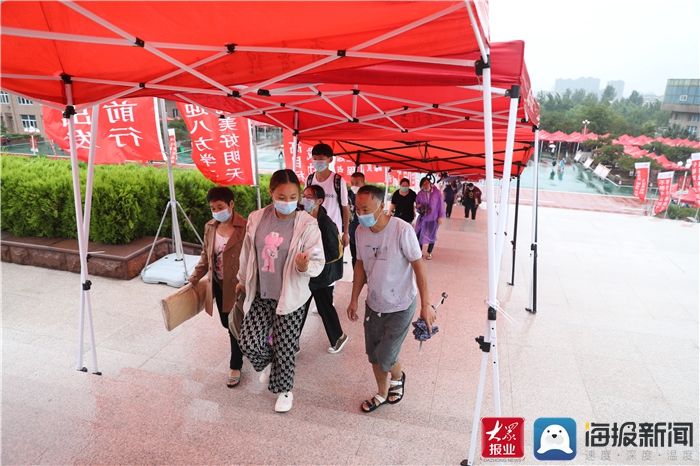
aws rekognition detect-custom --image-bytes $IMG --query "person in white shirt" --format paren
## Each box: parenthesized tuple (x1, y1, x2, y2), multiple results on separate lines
(346, 185, 436, 413)
(306, 143, 350, 248)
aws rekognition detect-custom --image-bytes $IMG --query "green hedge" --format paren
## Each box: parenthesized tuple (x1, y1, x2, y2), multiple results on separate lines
(1, 155, 271, 244)
(663, 203, 699, 221)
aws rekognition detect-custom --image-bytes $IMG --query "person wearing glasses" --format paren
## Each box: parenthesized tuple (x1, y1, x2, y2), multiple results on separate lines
(298, 184, 349, 354)
(346, 185, 435, 413)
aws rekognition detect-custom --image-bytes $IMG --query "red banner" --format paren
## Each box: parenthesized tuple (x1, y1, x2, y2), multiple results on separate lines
(282, 130, 314, 182)
(177, 103, 254, 186)
(653, 171, 674, 215)
(42, 98, 164, 164)
(633, 162, 650, 202)
(282, 130, 391, 185)
(691, 153, 700, 189)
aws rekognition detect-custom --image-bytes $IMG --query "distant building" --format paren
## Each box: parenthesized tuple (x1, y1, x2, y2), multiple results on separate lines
(1, 90, 45, 136)
(642, 93, 663, 104)
(606, 80, 625, 99)
(554, 77, 600, 96)
(662, 79, 700, 138)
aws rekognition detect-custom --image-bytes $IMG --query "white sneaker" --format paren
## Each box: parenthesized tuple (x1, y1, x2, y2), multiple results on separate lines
(259, 364, 271, 385)
(275, 391, 293, 412)
(327, 333, 349, 354)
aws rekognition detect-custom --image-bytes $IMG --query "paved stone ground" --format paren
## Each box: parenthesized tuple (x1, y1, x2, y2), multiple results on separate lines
(2, 203, 698, 465)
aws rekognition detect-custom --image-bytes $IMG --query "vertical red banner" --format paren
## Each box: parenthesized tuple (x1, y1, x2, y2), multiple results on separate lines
(691, 153, 700, 189)
(653, 171, 674, 215)
(633, 162, 650, 202)
(282, 130, 314, 182)
(42, 98, 164, 164)
(177, 102, 254, 186)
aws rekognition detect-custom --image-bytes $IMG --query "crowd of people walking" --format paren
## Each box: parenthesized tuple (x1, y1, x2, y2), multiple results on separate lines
(188, 144, 480, 413)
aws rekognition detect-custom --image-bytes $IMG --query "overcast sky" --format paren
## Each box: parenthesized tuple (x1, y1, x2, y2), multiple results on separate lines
(489, 0, 700, 97)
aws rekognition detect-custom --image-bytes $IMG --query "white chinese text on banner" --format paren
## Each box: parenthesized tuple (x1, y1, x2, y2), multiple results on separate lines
(177, 102, 254, 186)
(42, 98, 163, 164)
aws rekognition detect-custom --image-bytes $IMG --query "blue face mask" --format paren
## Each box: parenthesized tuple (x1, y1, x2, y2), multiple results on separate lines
(358, 205, 381, 228)
(313, 160, 329, 172)
(212, 208, 231, 222)
(301, 198, 317, 213)
(274, 200, 298, 215)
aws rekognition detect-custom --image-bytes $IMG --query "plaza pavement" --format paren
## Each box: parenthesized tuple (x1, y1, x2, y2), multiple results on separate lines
(2, 203, 698, 465)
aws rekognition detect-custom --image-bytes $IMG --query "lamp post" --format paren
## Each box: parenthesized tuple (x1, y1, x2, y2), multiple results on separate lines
(576, 119, 591, 156)
(674, 159, 691, 206)
(24, 126, 40, 154)
(582, 119, 591, 135)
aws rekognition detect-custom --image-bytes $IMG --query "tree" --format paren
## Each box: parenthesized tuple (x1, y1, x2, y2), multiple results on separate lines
(600, 85, 616, 104)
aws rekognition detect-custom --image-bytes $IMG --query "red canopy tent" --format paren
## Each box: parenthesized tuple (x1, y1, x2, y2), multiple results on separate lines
(2, 4, 532, 460)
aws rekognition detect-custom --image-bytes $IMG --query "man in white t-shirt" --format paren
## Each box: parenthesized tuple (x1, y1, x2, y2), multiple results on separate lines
(346, 185, 436, 413)
(307, 143, 350, 248)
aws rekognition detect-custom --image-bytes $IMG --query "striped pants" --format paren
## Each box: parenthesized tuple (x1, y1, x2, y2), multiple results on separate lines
(239, 295, 306, 393)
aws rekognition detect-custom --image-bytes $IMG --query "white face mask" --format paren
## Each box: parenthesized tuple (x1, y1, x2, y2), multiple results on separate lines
(350, 186, 360, 194)
(212, 208, 231, 222)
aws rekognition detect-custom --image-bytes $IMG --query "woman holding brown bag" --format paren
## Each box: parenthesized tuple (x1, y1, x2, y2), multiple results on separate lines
(188, 187, 247, 388)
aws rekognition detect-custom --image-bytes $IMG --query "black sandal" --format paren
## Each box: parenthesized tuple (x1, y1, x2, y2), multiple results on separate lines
(387, 372, 405, 404)
(361, 394, 387, 413)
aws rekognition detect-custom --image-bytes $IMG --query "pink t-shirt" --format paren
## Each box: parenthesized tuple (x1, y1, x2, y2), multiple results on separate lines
(213, 231, 229, 281)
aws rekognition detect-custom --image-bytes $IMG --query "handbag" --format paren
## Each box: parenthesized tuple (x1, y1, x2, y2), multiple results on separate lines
(228, 290, 245, 340)
(160, 275, 209, 331)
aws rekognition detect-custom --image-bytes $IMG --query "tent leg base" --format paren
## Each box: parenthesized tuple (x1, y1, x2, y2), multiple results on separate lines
(92, 371, 103, 376)
(77, 367, 88, 373)
(525, 307, 536, 314)
(460, 460, 472, 466)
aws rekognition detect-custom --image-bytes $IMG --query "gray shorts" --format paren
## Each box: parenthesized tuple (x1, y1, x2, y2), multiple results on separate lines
(363, 299, 416, 372)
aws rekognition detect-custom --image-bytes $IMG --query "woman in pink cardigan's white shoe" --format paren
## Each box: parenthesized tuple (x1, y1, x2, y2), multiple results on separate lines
(237, 169, 324, 413)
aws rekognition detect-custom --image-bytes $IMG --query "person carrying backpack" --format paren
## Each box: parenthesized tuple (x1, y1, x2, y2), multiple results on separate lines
(306, 143, 350, 249)
(461, 182, 482, 220)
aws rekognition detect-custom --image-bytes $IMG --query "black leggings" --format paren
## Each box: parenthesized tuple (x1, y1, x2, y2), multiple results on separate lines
(300, 286, 344, 346)
(213, 279, 243, 370)
(464, 203, 478, 220)
(445, 201, 454, 218)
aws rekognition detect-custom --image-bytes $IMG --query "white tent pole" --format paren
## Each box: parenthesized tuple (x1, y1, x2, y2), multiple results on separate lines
(494, 87, 520, 270)
(527, 129, 541, 313)
(82, 104, 99, 242)
(158, 98, 184, 260)
(249, 120, 262, 209)
(292, 110, 300, 173)
(65, 79, 100, 375)
(463, 2, 502, 464)
(82, 104, 100, 374)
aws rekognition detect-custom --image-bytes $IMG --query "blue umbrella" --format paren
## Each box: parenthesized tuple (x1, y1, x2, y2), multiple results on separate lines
(414, 292, 448, 351)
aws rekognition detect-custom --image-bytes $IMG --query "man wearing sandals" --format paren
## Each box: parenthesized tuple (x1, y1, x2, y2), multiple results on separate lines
(346, 185, 436, 413)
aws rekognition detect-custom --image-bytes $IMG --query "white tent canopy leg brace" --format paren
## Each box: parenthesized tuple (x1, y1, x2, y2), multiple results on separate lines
(494, 86, 520, 271)
(527, 129, 541, 313)
(65, 81, 101, 375)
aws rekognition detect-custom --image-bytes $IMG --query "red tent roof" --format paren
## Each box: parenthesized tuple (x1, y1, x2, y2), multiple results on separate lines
(1, 1, 489, 106)
(2, 1, 540, 176)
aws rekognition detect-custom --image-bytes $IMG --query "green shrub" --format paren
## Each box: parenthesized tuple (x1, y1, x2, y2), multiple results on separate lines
(1, 155, 271, 244)
(663, 203, 699, 221)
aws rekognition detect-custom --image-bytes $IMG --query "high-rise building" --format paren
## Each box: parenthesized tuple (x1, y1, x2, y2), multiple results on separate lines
(554, 77, 600, 96)
(662, 79, 700, 138)
(606, 80, 625, 99)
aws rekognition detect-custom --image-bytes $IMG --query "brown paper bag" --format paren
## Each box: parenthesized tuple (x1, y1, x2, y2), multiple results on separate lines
(161, 276, 209, 331)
